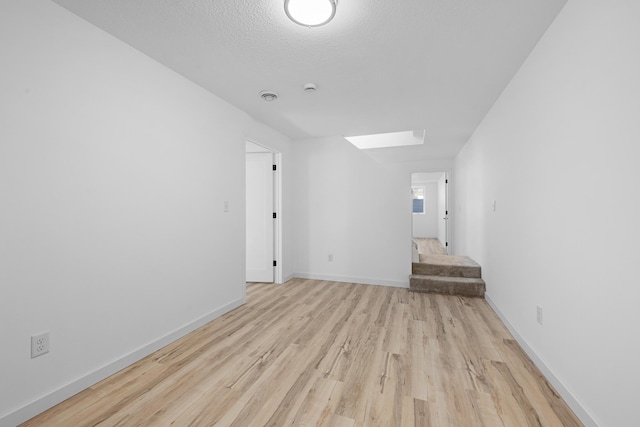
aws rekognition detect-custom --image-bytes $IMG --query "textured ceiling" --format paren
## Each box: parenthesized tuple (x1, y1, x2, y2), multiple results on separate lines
(50, 0, 566, 158)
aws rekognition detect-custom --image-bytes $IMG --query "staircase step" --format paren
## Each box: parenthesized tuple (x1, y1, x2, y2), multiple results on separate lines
(412, 255, 481, 278)
(409, 275, 485, 298)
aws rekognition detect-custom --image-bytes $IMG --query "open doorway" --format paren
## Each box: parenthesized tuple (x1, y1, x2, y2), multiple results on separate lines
(411, 172, 449, 257)
(246, 140, 282, 283)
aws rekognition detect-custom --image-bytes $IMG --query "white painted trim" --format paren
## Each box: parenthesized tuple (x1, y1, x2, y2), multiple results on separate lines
(282, 273, 296, 283)
(1, 297, 245, 427)
(485, 294, 600, 427)
(294, 273, 408, 288)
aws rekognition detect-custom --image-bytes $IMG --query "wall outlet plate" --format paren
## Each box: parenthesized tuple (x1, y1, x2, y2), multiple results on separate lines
(31, 332, 50, 358)
(536, 306, 544, 325)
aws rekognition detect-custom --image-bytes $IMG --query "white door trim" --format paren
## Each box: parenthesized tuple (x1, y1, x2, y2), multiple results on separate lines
(245, 139, 283, 284)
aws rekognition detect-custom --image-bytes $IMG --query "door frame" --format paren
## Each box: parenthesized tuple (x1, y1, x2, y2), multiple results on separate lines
(246, 139, 282, 284)
(410, 170, 452, 255)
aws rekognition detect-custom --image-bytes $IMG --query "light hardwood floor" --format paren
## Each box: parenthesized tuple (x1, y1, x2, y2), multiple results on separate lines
(22, 279, 582, 427)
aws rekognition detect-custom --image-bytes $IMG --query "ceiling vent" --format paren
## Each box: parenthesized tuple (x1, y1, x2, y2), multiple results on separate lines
(260, 91, 278, 102)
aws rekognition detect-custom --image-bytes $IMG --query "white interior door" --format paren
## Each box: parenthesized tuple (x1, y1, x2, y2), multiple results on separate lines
(246, 152, 274, 282)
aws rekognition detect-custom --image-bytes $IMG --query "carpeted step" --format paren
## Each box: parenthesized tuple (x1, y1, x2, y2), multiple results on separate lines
(412, 254, 481, 278)
(409, 274, 485, 298)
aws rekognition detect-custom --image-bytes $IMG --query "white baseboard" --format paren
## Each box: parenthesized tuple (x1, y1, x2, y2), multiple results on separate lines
(281, 272, 296, 283)
(485, 294, 599, 427)
(1, 297, 245, 427)
(294, 272, 409, 288)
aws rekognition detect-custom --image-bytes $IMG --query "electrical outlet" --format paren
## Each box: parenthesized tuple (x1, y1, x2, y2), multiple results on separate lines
(536, 306, 543, 325)
(31, 332, 50, 358)
(328, 254, 333, 262)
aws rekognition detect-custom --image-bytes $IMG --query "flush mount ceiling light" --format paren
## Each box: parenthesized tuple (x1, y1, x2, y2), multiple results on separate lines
(285, 0, 337, 27)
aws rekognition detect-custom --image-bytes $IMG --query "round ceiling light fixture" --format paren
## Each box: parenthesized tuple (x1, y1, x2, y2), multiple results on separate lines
(285, 0, 337, 27)
(259, 90, 278, 102)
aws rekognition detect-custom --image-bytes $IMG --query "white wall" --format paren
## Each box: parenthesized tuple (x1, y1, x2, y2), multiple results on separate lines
(292, 137, 452, 287)
(453, 1, 640, 426)
(0, 1, 289, 425)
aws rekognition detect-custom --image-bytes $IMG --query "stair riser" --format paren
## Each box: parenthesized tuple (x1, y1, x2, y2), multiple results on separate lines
(410, 278, 485, 298)
(411, 263, 481, 278)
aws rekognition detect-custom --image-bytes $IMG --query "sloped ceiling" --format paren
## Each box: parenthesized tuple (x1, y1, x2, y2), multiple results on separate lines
(50, 0, 566, 159)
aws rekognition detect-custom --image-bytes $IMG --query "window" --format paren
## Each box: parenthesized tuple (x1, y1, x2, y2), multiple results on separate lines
(412, 186, 425, 214)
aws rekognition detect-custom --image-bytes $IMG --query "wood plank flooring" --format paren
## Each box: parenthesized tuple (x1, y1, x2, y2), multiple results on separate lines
(21, 279, 583, 427)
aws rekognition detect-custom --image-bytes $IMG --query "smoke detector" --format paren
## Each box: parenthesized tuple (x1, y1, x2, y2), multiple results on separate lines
(303, 83, 317, 92)
(260, 90, 278, 102)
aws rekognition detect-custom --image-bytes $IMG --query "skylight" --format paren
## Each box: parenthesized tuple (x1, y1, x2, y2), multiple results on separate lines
(345, 130, 425, 150)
